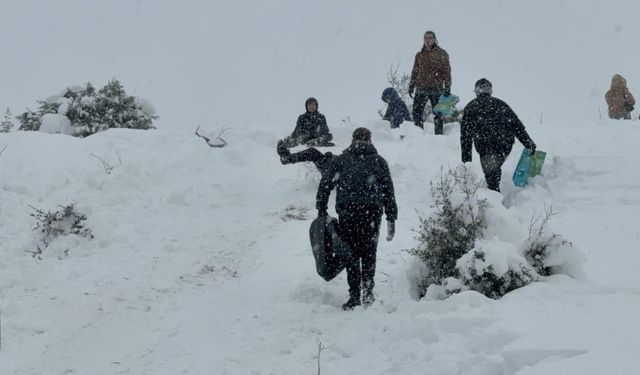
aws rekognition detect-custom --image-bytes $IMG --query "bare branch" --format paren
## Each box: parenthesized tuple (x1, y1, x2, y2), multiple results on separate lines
(90, 153, 114, 174)
(26, 244, 44, 259)
(195, 125, 230, 148)
(194, 125, 211, 143)
(538, 205, 558, 237)
(0, 145, 6, 157)
(316, 339, 334, 375)
(528, 205, 558, 238)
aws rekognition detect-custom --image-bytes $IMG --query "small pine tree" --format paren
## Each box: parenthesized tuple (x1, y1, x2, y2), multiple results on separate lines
(17, 79, 157, 136)
(408, 166, 487, 296)
(29, 203, 94, 257)
(1, 108, 14, 133)
(17, 109, 41, 131)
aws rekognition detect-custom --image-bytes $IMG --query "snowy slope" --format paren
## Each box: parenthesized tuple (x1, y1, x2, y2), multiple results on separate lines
(2, 0, 640, 374)
(1, 117, 640, 374)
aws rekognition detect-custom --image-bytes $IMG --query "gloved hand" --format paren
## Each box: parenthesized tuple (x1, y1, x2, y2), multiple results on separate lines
(408, 84, 415, 99)
(386, 220, 395, 241)
(318, 209, 328, 217)
(529, 144, 537, 155)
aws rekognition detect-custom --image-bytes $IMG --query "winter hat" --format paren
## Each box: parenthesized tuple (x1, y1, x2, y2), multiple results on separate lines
(305, 97, 318, 111)
(352, 127, 372, 142)
(474, 78, 493, 96)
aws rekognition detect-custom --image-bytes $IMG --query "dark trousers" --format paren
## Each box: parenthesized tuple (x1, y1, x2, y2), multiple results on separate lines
(338, 207, 382, 298)
(289, 148, 331, 176)
(480, 154, 508, 192)
(412, 89, 444, 134)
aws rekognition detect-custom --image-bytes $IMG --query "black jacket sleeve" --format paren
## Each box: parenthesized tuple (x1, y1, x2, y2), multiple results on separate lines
(291, 115, 305, 139)
(378, 158, 398, 221)
(316, 158, 339, 212)
(460, 104, 474, 162)
(506, 105, 536, 150)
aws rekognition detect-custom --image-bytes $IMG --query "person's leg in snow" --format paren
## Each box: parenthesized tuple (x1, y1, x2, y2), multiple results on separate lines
(428, 92, 444, 135)
(412, 90, 430, 129)
(480, 154, 508, 192)
(339, 209, 382, 310)
(277, 141, 332, 173)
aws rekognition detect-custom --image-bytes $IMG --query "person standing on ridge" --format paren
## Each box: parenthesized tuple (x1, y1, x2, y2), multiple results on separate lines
(409, 30, 451, 135)
(605, 74, 635, 120)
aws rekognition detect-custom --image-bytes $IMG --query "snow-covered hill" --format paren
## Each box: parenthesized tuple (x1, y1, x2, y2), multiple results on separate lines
(2, 0, 640, 373)
(1, 117, 639, 374)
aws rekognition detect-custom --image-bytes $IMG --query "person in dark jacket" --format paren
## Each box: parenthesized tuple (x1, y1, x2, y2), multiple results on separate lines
(460, 78, 537, 192)
(316, 127, 398, 310)
(381, 87, 411, 128)
(284, 97, 334, 147)
(409, 30, 451, 134)
(276, 139, 335, 176)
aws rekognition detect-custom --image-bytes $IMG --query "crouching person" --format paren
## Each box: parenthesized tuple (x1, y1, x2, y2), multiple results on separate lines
(316, 127, 398, 310)
(283, 97, 334, 147)
(381, 87, 411, 128)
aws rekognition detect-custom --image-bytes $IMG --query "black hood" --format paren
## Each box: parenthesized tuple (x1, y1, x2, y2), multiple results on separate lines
(344, 142, 377, 156)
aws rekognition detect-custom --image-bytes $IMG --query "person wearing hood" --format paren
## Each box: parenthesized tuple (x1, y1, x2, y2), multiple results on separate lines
(284, 97, 334, 147)
(460, 78, 537, 192)
(316, 127, 398, 310)
(381, 87, 412, 128)
(408, 30, 451, 134)
(605, 74, 635, 120)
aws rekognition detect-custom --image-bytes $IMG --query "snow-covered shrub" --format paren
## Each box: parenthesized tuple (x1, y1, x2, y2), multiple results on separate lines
(16, 109, 41, 131)
(409, 169, 586, 300)
(456, 245, 538, 299)
(521, 207, 585, 277)
(29, 203, 93, 257)
(17, 79, 157, 137)
(1, 108, 14, 132)
(408, 165, 487, 296)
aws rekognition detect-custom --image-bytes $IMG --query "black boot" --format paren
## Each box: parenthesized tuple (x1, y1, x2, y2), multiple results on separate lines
(277, 139, 291, 164)
(362, 284, 375, 307)
(342, 293, 361, 310)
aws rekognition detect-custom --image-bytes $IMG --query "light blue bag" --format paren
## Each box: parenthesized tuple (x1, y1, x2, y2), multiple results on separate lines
(433, 94, 460, 116)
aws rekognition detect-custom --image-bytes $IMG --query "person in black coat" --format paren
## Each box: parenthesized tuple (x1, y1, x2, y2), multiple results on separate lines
(284, 97, 334, 147)
(381, 87, 411, 128)
(316, 127, 398, 310)
(460, 78, 537, 192)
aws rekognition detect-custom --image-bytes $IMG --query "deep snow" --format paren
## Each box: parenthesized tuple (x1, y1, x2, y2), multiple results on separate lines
(1, 117, 640, 374)
(2, 0, 640, 374)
